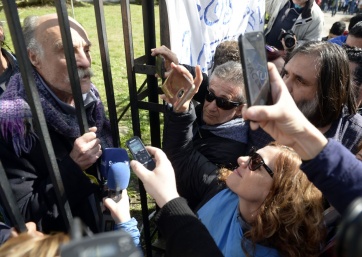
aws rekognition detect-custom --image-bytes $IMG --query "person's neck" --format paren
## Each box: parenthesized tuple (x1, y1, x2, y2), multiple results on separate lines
(238, 199, 262, 224)
(318, 123, 332, 134)
(292, 0, 307, 8)
(46, 82, 74, 105)
(37, 71, 75, 105)
(0, 50, 8, 74)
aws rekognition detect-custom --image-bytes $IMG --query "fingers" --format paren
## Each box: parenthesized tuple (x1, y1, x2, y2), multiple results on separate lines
(89, 126, 97, 133)
(193, 65, 203, 92)
(25, 223, 43, 237)
(268, 62, 284, 98)
(243, 104, 278, 123)
(242, 63, 279, 122)
(70, 127, 102, 170)
(151, 45, 170, 56)
(103, 190, 129, 206)
(164, 70, 172, 78)
(104, 197, 116, 210)
(160, 94, 173, 105)
(78, 137, 102, 159)
(103, 190, 131, 223)
(88, 139, 102, 155)
(130, 146, 159, 179)
(130, 147, 179, 208)
(169, 62, 198, 91)
(356, 152, 362, 161)
(121, 189, 128, 199)
(151, 46, 179, 66)
(145, 146, 166, 161)
(170, 62, 193, 80)
(10, 228, 18, 238)
(130, 159, 150, 181)
(243, 63, 291, 123)
(25, 222, 37, 232)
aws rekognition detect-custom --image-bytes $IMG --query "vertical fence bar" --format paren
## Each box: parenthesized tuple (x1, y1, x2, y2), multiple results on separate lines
(0, 161, 27, 233)
(54, 0, 89, 134)
(120, 0, 154, 255)
(141, 1, 159, 254)
(2, 0, 73, 230)
(121, 0, 142, 138)
(54, 0, 105, 232)
(142, 0, 161, 148)
(93, 0, 120, 148)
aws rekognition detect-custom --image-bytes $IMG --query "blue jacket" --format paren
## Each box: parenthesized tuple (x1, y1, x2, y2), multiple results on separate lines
(328, 35, 347, 46)
(302, 139, 362, 214)
(198, 189, 280, 257)
(114, 217, 140, 248)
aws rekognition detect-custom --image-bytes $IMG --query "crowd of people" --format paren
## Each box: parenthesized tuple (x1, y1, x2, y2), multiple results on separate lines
(2, 1, 362, 257)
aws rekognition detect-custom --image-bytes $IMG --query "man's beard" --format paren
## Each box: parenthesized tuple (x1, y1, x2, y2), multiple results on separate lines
(296, 95, 320, 126)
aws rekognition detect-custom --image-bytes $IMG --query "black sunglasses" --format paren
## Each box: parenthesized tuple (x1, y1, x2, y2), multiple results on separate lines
(248, 147, 274, 178)
(205, 89, 242, 110)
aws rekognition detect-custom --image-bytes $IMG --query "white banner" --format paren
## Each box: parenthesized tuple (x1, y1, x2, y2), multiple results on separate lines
(165, 0, 265, 74)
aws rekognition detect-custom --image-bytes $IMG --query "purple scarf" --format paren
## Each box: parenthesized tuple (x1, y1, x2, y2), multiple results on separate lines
(0, 71, 113, 156)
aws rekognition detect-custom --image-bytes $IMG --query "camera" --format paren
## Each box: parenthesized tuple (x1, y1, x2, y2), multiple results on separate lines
(277, 29, 296, 49)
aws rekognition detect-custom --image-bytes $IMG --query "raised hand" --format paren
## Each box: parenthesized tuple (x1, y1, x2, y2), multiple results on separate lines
(160, 62, 203, 113)
(103, 189, 131, 224)
(151, 45, 179, 78)
(130, 146, 179, 208)
(243, 63, 328, 160)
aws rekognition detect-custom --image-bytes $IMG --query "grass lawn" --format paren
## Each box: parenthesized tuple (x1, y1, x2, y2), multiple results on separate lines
(1, 2, 161, 143)
(0, 2, 161, 243)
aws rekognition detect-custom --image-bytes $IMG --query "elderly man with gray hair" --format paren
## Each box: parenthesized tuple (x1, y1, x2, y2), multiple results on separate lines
(0, 14, 114, 233)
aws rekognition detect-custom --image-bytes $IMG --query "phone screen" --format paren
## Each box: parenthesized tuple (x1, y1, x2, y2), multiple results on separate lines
(238, 32, 272, 106)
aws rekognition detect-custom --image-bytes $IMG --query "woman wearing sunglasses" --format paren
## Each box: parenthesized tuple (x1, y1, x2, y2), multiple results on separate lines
(163, 61, 248, 182)
(161, 64, 325, 257)
(163, 113, 325, 256)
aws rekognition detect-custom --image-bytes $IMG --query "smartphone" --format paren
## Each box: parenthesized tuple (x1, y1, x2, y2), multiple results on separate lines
(126, 136, 155, 170)
(156, 55, 165, 78)
(238, 31, 272, 106)
(161, 68, 195, 111)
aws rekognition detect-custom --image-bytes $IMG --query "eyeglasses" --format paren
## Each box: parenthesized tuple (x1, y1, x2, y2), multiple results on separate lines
(205, 89, 242, 110)
(248, 147, 274, 178)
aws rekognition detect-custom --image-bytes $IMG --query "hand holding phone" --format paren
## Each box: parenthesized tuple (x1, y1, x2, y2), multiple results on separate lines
(238, 32, 272, 106)
(161, 64, 196, 112)
(126, 136, 155, 170)
(129, 146, 180, 208)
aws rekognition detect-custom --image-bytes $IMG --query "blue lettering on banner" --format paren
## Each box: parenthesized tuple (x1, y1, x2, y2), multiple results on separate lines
(169, 0, 265, 73)
(203, 0, 233, 26)
(181, 30, 192, 65)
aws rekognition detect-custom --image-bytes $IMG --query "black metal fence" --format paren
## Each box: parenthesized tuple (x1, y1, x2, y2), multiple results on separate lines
(0, 0, 168, 256)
